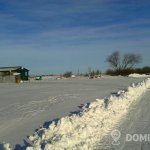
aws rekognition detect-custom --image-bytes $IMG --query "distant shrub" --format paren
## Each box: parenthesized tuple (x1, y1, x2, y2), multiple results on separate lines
(105, 66, 150, 76)
(105, 69, 118, 76)
(63, 72, 72, 78)
(141, 66, 150, 74)
(83, 73, 89, 77)
(88, 69, 102, 78)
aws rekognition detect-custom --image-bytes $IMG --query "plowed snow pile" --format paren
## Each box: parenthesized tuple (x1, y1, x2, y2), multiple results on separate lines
(1, 78, 150, 150)
(128, 73, 150, 78)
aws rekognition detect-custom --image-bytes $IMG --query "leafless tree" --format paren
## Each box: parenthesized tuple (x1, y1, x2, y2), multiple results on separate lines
(121, 53, 142, 69)
(106, 51, 142, 70)
(106, 51, 120, 70)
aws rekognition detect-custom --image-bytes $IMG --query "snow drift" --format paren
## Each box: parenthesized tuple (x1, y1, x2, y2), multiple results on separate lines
(1, 78, 150, 150)
(128, 73, 150, 78)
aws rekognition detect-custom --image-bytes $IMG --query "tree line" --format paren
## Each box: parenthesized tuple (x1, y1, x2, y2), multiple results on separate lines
(62, 50, 149, 77)
(106, 51, 150, 76)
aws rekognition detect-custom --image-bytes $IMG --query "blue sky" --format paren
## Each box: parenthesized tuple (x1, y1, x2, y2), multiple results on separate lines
(0, 0, 150, 74)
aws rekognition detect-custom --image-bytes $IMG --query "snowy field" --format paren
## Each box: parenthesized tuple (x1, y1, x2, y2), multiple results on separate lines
(0, 76, 148, 149)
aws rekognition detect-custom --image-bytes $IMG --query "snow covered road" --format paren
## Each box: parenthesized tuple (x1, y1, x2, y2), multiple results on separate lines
(95, 84, 150, 150)
(0, 76, 146, 148)
(113, 88, 150, 150)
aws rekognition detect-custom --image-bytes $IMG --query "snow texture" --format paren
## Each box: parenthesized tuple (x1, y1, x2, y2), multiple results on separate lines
(128, 73, 150, 78)
(1, 78, 150, 150)
(0, 143, 12, 150)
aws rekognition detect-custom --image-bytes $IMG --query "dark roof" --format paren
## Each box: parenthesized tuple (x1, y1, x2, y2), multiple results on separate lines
(0, 66, 29, 72)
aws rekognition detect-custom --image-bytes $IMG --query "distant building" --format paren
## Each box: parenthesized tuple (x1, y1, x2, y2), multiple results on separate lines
(0, 66, 29, 83)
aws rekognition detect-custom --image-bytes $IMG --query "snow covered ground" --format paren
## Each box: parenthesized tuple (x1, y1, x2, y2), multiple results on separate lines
(0, 76, 148, 149)
(111, 89, 150, 150)
(128, 73, 150, 78)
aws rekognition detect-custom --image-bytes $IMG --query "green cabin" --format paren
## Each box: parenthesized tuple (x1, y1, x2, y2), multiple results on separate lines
(0, 66, 29, 83)
(16, 67, 29, 81)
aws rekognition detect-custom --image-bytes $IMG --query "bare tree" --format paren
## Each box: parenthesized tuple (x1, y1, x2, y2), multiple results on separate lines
(106, 51, 120, 70)
(121, 53, 142, 69)
(106, 51, 142, 71)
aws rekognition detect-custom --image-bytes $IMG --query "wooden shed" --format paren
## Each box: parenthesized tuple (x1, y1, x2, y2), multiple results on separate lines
(0, 66, 29, 83)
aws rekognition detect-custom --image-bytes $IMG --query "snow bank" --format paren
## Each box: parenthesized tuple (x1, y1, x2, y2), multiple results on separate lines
(41, 76, 57, 80)
(128, 73, 150, 78)
(24, 78, 150, 150)
(0, 143, 12, 150)
(2, 78, 150, 150)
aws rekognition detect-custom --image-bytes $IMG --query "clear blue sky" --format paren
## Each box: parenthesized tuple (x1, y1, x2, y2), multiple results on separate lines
(0, 0, 150, 75)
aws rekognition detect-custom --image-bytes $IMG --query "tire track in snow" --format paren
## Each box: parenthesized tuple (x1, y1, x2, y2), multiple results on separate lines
(0, 94, 81, 119)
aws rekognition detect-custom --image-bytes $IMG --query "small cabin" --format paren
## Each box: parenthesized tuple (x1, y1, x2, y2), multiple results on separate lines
(0, 66, 29, 83)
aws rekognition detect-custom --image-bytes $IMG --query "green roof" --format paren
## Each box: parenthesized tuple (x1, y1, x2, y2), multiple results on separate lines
(0, 66, 29, 72)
